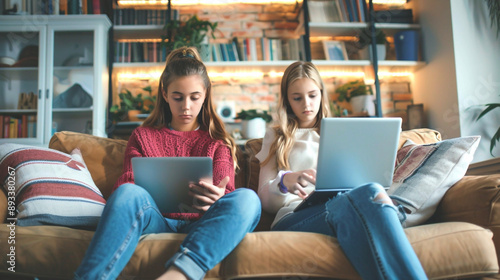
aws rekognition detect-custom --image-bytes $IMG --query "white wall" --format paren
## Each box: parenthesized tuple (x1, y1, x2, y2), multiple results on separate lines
(413, 0, 500, 162)
(413, 0, 461, 140)
(450, 0, 500, 162)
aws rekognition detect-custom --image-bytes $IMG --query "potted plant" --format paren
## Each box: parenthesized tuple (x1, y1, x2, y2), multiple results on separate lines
(162, 15, 218, 61)
(110, 86, 156, 122)
(357, 28, 388, 61)
(235, 109, 272, 139)
(476, 100, 500, 156)
(335, 80, 375, 116)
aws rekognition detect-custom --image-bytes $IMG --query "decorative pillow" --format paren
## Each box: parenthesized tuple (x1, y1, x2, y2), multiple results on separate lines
(387, 136, 480, 227)
(0, 143, 105, 229)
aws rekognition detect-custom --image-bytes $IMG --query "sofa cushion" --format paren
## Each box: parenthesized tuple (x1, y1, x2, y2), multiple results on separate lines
(0, 222, 496, 279)
(397, 128, 442, 149)
(222, 223, 497, 279)
(0, 225, 219, 279)
(0, 144, 105, 228)
(430, 174, 500, 269)
(388, 136, 480, 227)
(49, 131, 128, 199)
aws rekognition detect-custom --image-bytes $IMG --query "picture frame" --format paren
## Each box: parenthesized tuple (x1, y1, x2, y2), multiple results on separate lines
(322, 40, 348, 61)
(407, 103, 424, 130)
(4, 0, 23, 14)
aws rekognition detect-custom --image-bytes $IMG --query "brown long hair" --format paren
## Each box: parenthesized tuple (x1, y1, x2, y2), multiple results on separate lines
(261, 61, 331, 170)
(142, 47, 238, 169)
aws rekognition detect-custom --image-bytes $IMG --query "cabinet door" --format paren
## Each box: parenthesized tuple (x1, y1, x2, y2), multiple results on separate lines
(0, 24, 46, 144)
(45, 26, 97, 142)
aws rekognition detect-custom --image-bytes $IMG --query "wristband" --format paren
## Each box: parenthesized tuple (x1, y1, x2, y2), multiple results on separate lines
(279, 171, 291, 194)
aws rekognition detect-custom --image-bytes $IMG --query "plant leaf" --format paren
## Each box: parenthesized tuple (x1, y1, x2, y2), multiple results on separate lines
(476, 103, 500, 120)
(490, 126, 500, 156)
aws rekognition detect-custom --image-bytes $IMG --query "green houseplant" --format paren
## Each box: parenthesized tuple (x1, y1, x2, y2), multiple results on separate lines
(335, 80, 373, 103)
(357, 28, 388, 61)
(473, 1, 500, 155)
(487, 0, 500, 38)
(110, 86, 156, 122)
(335, 80, 375, 116)
(358, 28, 388, 48)
(235, 109, 272, 123)
(235, 109, 272, 139)
(162, 15, 217, 59)
(476, 100, 500, 155)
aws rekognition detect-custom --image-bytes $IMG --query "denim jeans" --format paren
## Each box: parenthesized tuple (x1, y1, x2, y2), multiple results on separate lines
(272, 183, 427, 280)
(74, 184, 261, 280)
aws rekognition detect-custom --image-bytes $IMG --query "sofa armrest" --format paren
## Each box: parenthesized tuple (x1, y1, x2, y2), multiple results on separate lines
(431, 174, 500, 268)
(432, 175, 500, 226)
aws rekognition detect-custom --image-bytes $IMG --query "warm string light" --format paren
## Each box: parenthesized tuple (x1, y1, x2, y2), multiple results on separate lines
(117, 70, 409, 80)
(372, 0, 407, 4)
(378, 71, 412, 77)
(118, 39, 163, 43)
(117, 0, 301, 6)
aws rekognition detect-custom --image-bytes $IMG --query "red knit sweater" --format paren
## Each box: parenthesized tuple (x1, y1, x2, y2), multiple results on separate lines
(113, 126, 235, 220)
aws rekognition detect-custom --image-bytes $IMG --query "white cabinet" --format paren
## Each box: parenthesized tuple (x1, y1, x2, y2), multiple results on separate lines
(0, 15, 111, 145)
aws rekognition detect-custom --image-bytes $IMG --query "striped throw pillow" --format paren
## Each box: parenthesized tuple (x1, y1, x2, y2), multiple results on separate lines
(0, 143, 105, 229)
(388, 136, 480, 227)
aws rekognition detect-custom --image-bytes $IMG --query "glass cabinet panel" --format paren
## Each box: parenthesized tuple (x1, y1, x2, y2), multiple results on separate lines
(50, 30, 95, 137)
(0, 28, 43, 142)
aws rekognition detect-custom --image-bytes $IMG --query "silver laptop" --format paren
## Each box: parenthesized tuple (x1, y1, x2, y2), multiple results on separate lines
(131, 157, 212, 214)
(294, 117, 401, 212)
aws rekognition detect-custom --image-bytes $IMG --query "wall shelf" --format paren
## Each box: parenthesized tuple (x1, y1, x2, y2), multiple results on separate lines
(309, 22, 421, 37)
(114, 25, 164, 40)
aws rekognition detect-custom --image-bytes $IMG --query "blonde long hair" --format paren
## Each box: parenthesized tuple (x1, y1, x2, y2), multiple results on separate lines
(261, 61, 331, 170)
(142, 47, 238, 169)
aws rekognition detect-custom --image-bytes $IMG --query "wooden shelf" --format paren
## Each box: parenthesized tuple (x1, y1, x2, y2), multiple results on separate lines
(113, 25, 164, 40)
(312, 59, 425, 72)
(113, 60, 425, 73)
(466, 157, 500, 176)
(309, 22, 420, 37)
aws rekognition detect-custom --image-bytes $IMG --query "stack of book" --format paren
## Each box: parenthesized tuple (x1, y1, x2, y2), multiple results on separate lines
(374, 9, 413, 24)
(307, 0, 368, 23)
(113, 8, 173, 25)
(0, 115, 37, 139)
(3, 0, 102, 15)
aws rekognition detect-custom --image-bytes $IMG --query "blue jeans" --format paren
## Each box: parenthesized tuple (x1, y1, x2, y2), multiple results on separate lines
(74, 184, 261, 280)
(272, 183, 427, 280)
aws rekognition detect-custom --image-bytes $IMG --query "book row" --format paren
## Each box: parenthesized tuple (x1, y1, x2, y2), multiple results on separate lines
(0, 114, 37, 139)
(3, 0, 101, 15)
(308, 0, 368, 23)
(114, 37, 306, 63)
(114, 42, 166, 63)
(113, 8, 179, 26)
(211, 38, 305, 62)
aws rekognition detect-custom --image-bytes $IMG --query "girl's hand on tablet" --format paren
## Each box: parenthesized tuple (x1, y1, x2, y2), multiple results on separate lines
(189, 176, 228, 211)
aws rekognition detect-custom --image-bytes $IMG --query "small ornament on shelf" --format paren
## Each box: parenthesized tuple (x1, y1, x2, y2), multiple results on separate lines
(17, 92, 37, 110)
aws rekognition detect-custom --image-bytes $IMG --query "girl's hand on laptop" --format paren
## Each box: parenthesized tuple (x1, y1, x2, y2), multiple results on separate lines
(282, 169, 316, 199)
(189, 176, 229, 211)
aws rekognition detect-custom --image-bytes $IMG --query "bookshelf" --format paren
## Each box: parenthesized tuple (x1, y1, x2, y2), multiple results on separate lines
(0, 15, 111, 145)
(110, 0, 424, 125)
(111, 1, 422, 69)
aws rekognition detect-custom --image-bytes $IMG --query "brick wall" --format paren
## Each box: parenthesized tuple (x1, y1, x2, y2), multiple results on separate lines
(113, 2, 414, 122)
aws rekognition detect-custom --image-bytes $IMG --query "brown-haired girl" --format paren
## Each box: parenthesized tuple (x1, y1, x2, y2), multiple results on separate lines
(74, 47, 261, 280)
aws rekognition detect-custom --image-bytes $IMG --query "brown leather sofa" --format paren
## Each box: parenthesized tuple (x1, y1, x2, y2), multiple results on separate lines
(0, 129, 499, 279)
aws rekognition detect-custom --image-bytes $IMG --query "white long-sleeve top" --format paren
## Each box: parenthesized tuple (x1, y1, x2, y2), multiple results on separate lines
(256, 127, 320, 228)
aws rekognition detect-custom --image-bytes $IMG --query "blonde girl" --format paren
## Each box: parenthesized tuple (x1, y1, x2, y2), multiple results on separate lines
(257, 61, 427, 280)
